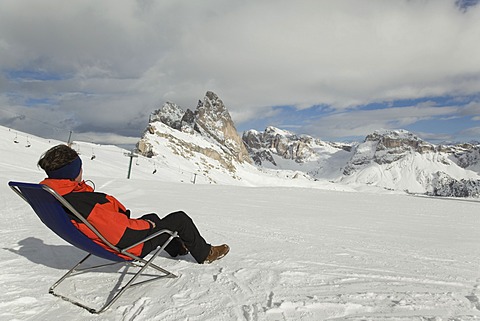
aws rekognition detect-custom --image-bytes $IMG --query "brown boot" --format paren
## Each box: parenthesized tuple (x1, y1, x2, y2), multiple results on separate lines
(203, 244, 230, 264)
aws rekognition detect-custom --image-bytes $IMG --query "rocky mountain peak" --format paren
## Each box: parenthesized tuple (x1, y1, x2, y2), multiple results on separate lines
(137, 91, 251, 170)
(242, 126, 328, 166)
(365, 129, 434, 154)
(193, 91, 251, 163)
(149, 102, 184, 129)
(196, 91, 231, 124)
(344, 129, 433, 174)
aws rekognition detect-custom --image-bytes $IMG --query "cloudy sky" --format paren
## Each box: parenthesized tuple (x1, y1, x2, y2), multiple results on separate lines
(1, 0, 479, 146)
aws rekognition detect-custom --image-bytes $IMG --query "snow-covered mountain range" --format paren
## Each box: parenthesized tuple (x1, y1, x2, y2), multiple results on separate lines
(137, 91, 480, 197)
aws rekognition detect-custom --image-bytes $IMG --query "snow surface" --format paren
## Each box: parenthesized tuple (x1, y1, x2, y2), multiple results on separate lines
(1, 125, 480, 320)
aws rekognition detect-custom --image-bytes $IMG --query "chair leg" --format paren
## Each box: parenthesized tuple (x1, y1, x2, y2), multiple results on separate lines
(125, 232, 179, 279)
(49, 253, 93, 294)
(49, 253, 105, 313)
(48, 236, 178, 314)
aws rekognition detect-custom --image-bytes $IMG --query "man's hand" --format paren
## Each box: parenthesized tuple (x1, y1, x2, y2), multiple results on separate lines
(144, 219, 156, 228)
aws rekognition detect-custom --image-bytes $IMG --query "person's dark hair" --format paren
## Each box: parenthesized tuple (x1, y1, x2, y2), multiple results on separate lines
(38, 144, 79, 172)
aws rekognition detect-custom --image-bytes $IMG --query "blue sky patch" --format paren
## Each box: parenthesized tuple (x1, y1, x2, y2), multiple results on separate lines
(5, 69, 68, 81)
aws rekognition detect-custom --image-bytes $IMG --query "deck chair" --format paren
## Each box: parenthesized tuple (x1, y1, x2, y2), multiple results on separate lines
(8, 181, 178, 314)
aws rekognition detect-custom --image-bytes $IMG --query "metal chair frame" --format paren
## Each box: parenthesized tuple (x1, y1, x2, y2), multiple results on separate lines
(9, 181, 178, 314)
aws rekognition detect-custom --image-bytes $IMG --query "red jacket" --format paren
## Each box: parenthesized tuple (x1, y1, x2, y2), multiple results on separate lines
(40, 179, 151, 259)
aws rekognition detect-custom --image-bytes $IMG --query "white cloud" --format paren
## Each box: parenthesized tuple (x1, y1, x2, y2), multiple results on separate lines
(460, 126, 480, 137)
(302, 104, 460, 139)
(460, 101, 480, 116)
(71, 131, 141, 146)
(0, 0, 479, 141)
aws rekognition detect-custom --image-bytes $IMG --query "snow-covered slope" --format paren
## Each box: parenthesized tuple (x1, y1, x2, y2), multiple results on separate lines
(1, 125, 480, 320)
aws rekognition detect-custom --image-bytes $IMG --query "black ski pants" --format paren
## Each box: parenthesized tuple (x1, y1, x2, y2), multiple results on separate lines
(139, 211, 211, 264)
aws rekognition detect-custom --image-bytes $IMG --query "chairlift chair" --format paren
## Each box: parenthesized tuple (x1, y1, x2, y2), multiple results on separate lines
(8, 181, 178, 313)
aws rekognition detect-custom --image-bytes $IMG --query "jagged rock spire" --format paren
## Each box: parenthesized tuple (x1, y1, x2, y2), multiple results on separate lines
(137, 91, 251, 166)
(194, 91, 251, 163)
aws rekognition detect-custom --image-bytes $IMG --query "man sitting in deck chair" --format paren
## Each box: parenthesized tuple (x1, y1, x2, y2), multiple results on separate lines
(37, 144, 229, 264)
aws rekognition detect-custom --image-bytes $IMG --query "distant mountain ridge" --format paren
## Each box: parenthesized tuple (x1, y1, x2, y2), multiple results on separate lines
(340, 130, 480, 196)
(137, 91, 480, 197)
(243, 126, 352, 166)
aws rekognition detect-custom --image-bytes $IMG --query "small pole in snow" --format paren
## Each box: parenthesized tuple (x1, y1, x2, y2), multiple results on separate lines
(124, 150, 138, 179)
(192, 173, 197, 184)
(67, 131, 73, 146)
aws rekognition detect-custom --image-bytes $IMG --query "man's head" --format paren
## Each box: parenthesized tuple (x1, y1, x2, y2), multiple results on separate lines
(38, 144, 83, 181)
